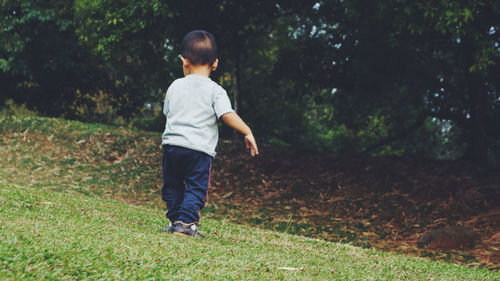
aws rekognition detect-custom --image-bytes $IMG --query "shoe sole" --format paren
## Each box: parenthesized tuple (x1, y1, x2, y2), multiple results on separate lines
(173, 232, 189, 237)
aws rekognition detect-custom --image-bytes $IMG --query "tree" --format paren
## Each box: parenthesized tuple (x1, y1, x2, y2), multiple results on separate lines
(0, 0, 103, 116)
(377, 0, 500, 164)
(74, 0, 175, 118)
(296, 0, 500, 165)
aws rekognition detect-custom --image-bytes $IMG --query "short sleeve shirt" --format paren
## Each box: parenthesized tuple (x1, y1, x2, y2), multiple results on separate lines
(161, 74, 234, 157)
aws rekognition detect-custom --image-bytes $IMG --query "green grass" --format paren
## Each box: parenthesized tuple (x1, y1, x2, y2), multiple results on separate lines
(0, 114, 161, 201)
(0, 182, 498, 280)
(0, 114, 498, 279)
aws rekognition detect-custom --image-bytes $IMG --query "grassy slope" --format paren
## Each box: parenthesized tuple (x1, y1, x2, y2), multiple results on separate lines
(0, 115, 498, 280)
(1, 183, 498, 280)
(0, 114, 162, 201)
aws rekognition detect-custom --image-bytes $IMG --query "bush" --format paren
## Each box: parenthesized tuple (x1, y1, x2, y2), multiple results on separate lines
(0, 99, 38, 116)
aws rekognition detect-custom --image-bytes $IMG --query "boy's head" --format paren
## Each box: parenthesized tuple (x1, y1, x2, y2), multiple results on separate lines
(180, 30, 217, 67)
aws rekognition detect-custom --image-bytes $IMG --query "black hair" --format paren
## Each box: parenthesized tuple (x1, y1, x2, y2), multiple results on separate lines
(181, 30, 217, 66)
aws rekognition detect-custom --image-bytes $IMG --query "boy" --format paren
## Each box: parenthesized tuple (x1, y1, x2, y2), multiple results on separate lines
(161, 30, 259, 238)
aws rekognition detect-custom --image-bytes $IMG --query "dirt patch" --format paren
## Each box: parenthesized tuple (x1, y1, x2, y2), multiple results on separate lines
(208, 141, 500, 269)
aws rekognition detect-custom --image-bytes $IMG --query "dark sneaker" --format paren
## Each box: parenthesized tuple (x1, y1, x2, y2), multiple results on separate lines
(162, 221, 175, 233)
(172, 221, 205, 238)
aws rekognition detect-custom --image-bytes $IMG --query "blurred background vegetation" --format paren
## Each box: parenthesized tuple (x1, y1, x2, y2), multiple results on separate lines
(1, 0, 499, 168)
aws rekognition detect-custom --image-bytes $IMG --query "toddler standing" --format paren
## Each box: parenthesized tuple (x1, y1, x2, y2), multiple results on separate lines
(161, 30, 258, 238)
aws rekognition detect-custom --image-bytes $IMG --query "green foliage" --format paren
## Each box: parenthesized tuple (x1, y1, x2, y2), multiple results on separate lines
(1, 0, 500, 165)
(73, 0, 175, 117)
(296, 0, 500, 165)
(407, 118, 467, 160)
(301, 100, 353, 152)
(0, 0, 101, 115)
(129, 106, 165, 132)
(0, 99, 38, 117)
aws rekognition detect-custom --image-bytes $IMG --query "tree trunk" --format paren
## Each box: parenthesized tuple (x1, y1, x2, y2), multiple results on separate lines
(231, 49, 242, 140)
(460, 35, 489, 166)
(232, 55, 241, 113)
(464, 73, 489, 166)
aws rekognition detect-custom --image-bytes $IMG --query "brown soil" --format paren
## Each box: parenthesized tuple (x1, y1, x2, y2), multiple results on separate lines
(208, 141, 500, 270)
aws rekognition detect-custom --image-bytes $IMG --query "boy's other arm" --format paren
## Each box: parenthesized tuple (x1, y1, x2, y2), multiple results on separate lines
(220, 112, 259, 156)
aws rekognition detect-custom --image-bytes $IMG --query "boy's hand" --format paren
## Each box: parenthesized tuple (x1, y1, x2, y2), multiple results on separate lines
(244, 134, 259, 156)
(220, 112, 259, 156)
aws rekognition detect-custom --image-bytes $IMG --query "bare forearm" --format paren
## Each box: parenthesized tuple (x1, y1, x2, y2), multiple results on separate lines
(221, 112, 259, 156)
(220, 112, 252, 135)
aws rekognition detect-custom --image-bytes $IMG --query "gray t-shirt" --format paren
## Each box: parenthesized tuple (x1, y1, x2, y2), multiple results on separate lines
(161, 74, 234, 157)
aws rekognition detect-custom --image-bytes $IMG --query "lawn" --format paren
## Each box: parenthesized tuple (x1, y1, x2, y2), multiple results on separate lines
(0, 114, 498, 280)
(0, 182, 497, 280)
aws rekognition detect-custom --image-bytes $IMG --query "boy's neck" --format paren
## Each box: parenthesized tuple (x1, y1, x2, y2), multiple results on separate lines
(184, 65, 211, 78)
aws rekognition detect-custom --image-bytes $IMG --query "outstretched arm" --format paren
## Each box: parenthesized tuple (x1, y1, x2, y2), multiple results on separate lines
(220, 112, 259, 156)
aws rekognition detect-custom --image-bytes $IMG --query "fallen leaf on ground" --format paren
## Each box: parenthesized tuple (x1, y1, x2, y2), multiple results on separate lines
(277, 267, 303, 271)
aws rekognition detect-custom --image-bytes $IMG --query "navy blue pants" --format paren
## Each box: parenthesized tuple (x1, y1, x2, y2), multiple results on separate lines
(161, 145, 212, 223)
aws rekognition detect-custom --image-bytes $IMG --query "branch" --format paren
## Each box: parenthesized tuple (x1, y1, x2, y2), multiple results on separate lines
(427, 111, 468, 125)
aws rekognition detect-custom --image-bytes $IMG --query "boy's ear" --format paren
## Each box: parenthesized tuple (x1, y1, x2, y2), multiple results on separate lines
(211, 58, 219, 71)
(180, 56, 189, 67)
